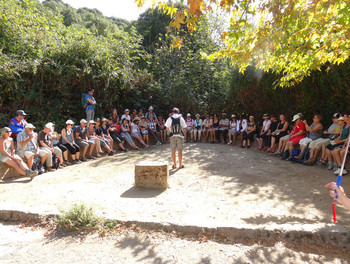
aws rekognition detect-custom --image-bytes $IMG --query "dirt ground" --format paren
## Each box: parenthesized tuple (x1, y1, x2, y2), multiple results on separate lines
(1, 142, 350, 230)
(1, 222, 349, 264)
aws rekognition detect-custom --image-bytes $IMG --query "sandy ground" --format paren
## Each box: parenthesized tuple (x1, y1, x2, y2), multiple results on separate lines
(1, 142, 350, 230)
(1, 222, 349, 264)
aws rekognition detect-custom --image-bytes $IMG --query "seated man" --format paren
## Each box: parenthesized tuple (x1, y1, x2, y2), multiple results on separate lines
(264, 114, 278, 150)
(145, 106, 158, 123)
(217, 113, 230, 143)
(16, 123, 48, 172)
(38, 123, 63, 171)
(107, 118, 127, 151)
(74, 119, 95, 161)
(8, 110, 27, 142)
(256, 114, 271, 150)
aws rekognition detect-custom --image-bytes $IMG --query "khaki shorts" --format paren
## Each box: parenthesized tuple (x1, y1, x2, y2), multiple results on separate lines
(170, 136, 184, 152)
(309, 138, 330, 150)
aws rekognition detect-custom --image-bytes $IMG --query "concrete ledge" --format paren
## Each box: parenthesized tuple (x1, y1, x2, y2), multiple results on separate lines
(1, 205, 349, 248)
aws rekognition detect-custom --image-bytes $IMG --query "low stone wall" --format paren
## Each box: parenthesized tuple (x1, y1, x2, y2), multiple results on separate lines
(135, 162, 169, 189)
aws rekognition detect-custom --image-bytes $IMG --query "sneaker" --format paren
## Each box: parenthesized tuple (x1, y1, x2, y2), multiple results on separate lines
(81, 158, 88, 162)
(26, 169, 38, 179)
(327, 162, 334, 170)
(96, 154, 102, 158)
(273, 151, 281, 156)
(156, 141, 161, 146)
(108, 151, 114, 156)
(333, 164, 339, 171)
(227, 141, 232, 145)
(343, 168, 348, 175)
(247, 145, 251, 149)
(145, 145, 150, 149)
(334, 167, 341, 175)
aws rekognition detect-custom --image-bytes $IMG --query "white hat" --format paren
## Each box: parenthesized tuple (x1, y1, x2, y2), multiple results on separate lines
(195, 113, 200, 116)
(25, 123, 35, 129)
(66, 120, 74, 125)
(124, 109, 130, 112)
(44, 123, 54, 130)
(231, 114, 236, 118)
(338, 116, 344, 121)
(149, 106, 154, 110)
(187, 113, 191, 117)
(80, 119, 88, 124)
(292, 114, 301, 122)
(88, 120, 95, 125)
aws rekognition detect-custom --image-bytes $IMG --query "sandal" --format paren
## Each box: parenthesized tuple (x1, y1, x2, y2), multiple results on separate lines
(172, 165, 176, 169)
(180, 165, 184, 169)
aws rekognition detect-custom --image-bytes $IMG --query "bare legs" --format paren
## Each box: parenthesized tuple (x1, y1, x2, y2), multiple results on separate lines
(172, 151, 183, 168)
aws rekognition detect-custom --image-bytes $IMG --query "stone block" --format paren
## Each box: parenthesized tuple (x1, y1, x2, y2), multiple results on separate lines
(135, 162, 169, 188)
(0, 163, 19, 180)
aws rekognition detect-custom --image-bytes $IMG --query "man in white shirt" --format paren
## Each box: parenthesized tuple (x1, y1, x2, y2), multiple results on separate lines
(165, 107, 187, 169)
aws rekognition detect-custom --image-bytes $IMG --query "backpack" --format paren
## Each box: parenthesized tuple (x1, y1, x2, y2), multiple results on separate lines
(281, 149, 290, 160)
(31, 156, 41, 171)
(299, 149, 310, 165)
(52, 154, 61, 170)
(290, 149, 301, 163)
(72, 125, 80, 135)
(82, 93, 87, 109)
(171, 117, 182, 135)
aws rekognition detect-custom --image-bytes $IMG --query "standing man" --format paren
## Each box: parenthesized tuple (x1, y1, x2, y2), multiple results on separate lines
(8, 110, 27, 142)
(85, 88, 96, 122)
(165, 108, 187, 169)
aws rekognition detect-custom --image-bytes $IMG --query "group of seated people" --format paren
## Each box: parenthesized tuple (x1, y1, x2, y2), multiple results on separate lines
(1, 108, 349, 179)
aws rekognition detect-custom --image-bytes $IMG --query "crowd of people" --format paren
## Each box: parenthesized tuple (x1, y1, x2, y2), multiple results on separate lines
(1, 93, 349, 180)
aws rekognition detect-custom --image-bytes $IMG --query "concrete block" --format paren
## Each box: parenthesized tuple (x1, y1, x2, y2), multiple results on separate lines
(135, 162, 169, 188)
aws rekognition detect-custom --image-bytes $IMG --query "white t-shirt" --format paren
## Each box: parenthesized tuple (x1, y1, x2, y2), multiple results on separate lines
(121, 114, 131, 122)
(262, 119, 271, 132)
(131, 122, 138, 133)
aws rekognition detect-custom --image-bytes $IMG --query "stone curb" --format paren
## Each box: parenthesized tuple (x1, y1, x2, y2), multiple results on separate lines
(1, 207, 349, 248)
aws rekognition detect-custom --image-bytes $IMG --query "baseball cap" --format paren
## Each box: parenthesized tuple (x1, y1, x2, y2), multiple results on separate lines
(187, 113, 191, 117)
(149, 106, 154, 110)
(80, 119, 88, 124)
(231, 114, 236, 118)
(16, 110, 27, 116)
(44, 123, 54, 130)
(333, 113, 341, 119)
(88, 120, 95, 125)
(338, 116, 344, 121)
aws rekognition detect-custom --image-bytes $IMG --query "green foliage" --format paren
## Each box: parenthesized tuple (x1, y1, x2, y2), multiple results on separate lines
(55, 204, 101, 231)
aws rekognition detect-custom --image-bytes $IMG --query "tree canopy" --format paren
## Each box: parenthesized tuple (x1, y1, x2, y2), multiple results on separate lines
(136, 0, 350, 86)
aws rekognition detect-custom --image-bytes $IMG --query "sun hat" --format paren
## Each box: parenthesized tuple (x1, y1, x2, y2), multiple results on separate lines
(141, 116, 145, 119)
(124, 109, 130, 113)
(25, 123, 35, 129)
(16, 110, 27, 116)
(88, 120, 95, 125)
(80, 119, 88, 124)
(187, 113, 191, 117)
(338, 116, 344, 121)
(149, 106, 154, 110)
(66, 120, 74, 125)
(263, 113, 269, 118)
(292, 114, 301, 122)
(133, 117, 140, 122)
(195, 113, 200, 117)
(101, 118, 108, 122)
(44, 123, 54, 130)
(231, 114, 236, 118)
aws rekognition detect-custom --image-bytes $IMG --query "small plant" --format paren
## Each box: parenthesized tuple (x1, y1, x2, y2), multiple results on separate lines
(55, 204, 101, 231)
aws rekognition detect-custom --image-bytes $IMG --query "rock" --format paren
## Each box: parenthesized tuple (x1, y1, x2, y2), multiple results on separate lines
(135, 162, 169, 188)
(0, 163, 19, 180)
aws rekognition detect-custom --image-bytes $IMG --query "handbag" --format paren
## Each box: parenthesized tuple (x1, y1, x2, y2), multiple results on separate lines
(328, 134, 338, 140)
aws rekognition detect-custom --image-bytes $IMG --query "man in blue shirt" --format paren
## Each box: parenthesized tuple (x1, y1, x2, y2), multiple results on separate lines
(8, 110, 27, 141)
(84, 88, 96, 122)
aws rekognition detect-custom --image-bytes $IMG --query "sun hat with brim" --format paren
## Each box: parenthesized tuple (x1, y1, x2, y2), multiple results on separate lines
(102, 118, 108, 122)
(133, 117, 140, 122)
(16, 110, 27, 116)
(80, 119, 88, 124)
(222, 113, 227, 116)
(44, 123, 54, 130)
(3, 127, 11, 132)
(66, 120, 74, 125)
(292, 114, 301, 122)
(263, 114, 269, 118)
(231, 114, 236, 118)
(124, 109, 130, 113)
(95, 118, 100, 122)
(195, 113, 200, 117)
(149, 106, 154, 110)
(141, 116, 145, 119)
(187, 113, 191, 117)
(88, 120, 95, 125)
(25, 123, 35, 129)
(338, 116, 345, 121)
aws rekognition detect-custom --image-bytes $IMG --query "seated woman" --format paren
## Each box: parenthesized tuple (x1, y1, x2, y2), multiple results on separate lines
(110, 108, 119, 125)
(139, 116, 149, 145)
(120, 118, 139, 150)
(326, 115, 350, 172)
(49, 123, 69, 167)
(282, 114, 306, 160)
(193, 114, 202, 143)
(86, 120, 103, 157)
(242, 116, 256, 148)
(93, 119, 114, 156)
(306, 114, 341, 165)
(0, 127, 38, 178)
(157, 115, 167, 143)
(61, 120, 81, 164)
(212, 114, 220, 143)
(101, 118, 114, 149)
(228, 115, 238, 146)
(296, 114, 323, 158)
(256, 114, 271, 150)
(268, 114, 289, 154)
(202, 114, 213, 143)
(131, 117, 149, 149)
(264, 115, 278, 151)
(148, 115, 161, 145)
